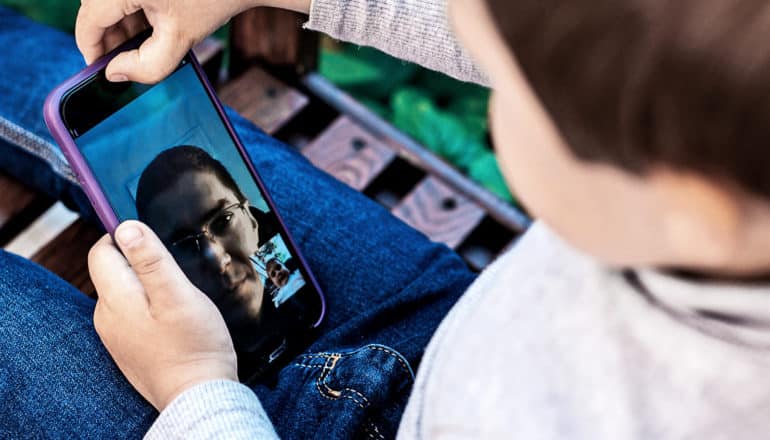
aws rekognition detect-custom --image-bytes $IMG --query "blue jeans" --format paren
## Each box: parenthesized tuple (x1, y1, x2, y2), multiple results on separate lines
(0, 7, 476, 439)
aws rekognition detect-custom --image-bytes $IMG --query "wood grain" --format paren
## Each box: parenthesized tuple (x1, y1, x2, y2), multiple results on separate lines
(230, 9, 318, 75)
(31, 219, 102, 298)
(219, 67, 309, 135)
(303, 73, 532, 235)
(302, 117, 396, 191)
(392, 177, 486, 249)
(0, 174, 54, 246)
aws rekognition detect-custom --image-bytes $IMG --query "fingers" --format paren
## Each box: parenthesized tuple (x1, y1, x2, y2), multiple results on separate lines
(102, 24, 129, 55)
(88, 233, 148, 311)
(105, 26, 192, 84)
(120, 11, 150, 38)
(102, 12, 151, 56)
(76, 0, 141, 64)
(113, 221, 195, 307)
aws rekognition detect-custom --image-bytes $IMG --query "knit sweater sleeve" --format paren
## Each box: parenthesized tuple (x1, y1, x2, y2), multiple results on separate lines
(304, 0, 489, 86)
(144, 380, 279, 439)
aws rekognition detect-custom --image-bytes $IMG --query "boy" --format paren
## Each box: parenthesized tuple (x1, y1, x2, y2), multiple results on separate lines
(6, 0, 770, 437)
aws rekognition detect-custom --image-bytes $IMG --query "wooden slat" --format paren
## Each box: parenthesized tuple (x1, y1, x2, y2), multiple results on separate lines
(392, 177, 486, 249)
(31, 219, 102, 298)
(302, 117, 396, 191)
(219, 67, 309, 135)
(4, 202, 79, 258)
(0, 174, 54, 246)
(230, 9, 318, 75)
(304, 73, 532, 234)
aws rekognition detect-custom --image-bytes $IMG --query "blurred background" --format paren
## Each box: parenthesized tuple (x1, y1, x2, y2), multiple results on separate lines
(0, 0, 514, 205)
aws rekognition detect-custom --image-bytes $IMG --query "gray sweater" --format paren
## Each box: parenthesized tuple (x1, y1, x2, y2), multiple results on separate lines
(305, 0, 488, 85)
(149, 1, 770, 439)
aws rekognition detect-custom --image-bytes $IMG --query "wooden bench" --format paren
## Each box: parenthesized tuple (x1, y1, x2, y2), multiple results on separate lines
(0, 14, 531, 298)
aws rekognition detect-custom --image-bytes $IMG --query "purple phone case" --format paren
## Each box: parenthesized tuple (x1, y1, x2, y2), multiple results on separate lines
(43, 44, 326, 327)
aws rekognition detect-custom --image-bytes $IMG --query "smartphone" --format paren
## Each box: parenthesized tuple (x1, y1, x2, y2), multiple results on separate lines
(43, 33, 325, 381)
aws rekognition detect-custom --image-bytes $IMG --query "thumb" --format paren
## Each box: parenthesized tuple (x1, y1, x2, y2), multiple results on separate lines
(114, 220, 193, 306)
(105, 26, 191, 84)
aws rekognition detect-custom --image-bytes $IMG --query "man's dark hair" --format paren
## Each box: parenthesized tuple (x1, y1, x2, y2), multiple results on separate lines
(485, 0, 770, 199)
(136, 145, 246, 220)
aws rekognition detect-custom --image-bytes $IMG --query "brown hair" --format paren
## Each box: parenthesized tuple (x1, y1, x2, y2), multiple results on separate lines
(484, 0, 770, 199)
(136, 145, 247, 225)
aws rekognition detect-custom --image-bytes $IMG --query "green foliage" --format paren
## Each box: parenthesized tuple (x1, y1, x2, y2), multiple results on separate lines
(0, 0, 80, 32)
(468, 151, 512, 202)
(319, 45, 418, 100)
(320, 45, 514, 203)
(391, 88, 484, 170)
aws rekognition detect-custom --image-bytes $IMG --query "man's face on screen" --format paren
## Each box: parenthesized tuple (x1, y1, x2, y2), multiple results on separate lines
(143, 170, 265, 329)
(267, 259, 290, 288)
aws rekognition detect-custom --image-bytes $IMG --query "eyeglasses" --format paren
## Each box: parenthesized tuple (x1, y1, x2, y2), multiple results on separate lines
(171, 202, 246, 255)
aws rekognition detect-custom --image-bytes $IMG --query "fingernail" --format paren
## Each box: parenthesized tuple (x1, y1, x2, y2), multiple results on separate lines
(117, 224, 143, 247)
(109, 74, 128, 82)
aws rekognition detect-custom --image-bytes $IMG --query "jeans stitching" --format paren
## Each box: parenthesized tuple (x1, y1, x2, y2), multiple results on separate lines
(297, 344, 414, 412)
(321, 355, 371, 409)
(299, 345, 414, 379)
(0, 116, 77, 182)
(373, 423, 386, 440)
(364, 421, 386, 440)
(365, 345, 414, 380)
(297, 352, 342, 360)
(318, 355, 369, 409)
(291, 362, 324, 369)
(339, 387, 370, 404)
(303, 353, 372, 410)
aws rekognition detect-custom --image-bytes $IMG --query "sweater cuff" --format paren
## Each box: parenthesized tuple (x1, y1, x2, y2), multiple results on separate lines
(144, 380, 278, 440)
(304, 0, 488, 86)
(305, 0, 345, 40)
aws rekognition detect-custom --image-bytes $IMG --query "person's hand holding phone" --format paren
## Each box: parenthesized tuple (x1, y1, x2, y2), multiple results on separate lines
(75, 0, 312, 84)
(88, 221, 238, 411)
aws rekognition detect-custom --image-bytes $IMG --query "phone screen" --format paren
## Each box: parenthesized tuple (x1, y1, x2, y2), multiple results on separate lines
(61, 57, 322, 378)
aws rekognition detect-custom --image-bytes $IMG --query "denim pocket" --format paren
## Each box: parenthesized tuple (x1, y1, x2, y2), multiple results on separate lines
(277, 344, 415, 439)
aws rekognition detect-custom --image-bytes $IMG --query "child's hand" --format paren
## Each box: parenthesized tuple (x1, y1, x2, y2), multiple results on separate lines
(88, 220, 238, 411)
(75, 0, 311, 84)
(75, 0, 250, 83)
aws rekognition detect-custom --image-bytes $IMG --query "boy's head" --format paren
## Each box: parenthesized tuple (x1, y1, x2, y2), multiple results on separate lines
(450, 0, 770, 275)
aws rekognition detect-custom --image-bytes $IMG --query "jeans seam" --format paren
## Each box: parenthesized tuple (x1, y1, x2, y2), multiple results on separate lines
(363, 420, 387, 440)
(298, 345, 414, 379)
(0, 116, 76, 182)
(295, 344, 414, 412)
(363, 345, 414, 380)
(315, 354, 371, 409)
(296, 352, 341, 360)
(291, 362, 325, 369)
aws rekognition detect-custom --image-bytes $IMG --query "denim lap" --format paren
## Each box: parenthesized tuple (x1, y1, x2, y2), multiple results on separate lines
(259, 344, 415, 439)
(0, 6, 476, 439)
(0, 252, 155, 439)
